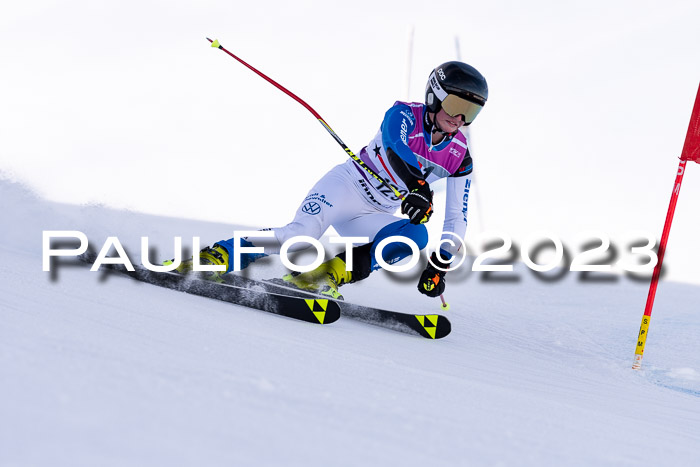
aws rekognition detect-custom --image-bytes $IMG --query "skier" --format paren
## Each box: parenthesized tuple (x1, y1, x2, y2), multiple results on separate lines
(173, 61, 488, 300)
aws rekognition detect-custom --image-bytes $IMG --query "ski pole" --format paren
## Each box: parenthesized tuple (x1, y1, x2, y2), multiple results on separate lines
(439, 294, 450, 311)
(206, 38, 403, 200)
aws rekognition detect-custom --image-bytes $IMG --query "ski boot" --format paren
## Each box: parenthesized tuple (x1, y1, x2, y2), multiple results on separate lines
(281, 256, 353, 300)
(163, 244, 229, 282)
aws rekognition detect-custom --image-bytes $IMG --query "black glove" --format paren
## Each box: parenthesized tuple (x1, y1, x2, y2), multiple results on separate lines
(418, 252, 451, 297)
(401, 179, 433, 225)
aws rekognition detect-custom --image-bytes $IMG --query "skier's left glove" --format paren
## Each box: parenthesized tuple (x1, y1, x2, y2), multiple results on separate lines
(418, 251, 451, 297)
(401, 179, 433, 225)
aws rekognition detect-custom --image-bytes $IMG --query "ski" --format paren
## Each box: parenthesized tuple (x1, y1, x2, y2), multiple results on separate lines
(223, 274, 451, 339)
(79, 256, 340, 325)
(77, 255, 449, 338)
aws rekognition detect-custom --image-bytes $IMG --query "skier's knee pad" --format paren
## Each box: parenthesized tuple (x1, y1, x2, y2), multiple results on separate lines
(336, 220, 428, 281)
(373, 219, 428, 250)
(369, 219, 428, 271)
(397, 221, 429, 250)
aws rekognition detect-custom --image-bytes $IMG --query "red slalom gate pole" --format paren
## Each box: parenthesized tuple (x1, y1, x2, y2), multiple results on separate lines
(633, 82, 700, 370)
(632, 159, 686, 369)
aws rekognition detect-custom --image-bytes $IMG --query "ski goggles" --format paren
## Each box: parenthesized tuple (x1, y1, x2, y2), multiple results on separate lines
(428, 70, 485, 124)
(441, 94, 484, 124)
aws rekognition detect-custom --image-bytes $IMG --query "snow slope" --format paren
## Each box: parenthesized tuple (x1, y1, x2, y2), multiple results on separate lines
(1, 178, 699, 467)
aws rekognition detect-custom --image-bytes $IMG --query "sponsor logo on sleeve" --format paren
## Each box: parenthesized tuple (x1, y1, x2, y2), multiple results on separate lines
(462, 179, 471, 221)
(400, 118, 408, 144)
(399, 110, 415, 123)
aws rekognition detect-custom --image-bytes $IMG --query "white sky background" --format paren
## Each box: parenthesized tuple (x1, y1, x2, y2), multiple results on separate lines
(1, 0, 700, 284)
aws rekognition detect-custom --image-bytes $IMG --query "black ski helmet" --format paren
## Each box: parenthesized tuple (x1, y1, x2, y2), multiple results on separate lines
(425, 61, 488, 125)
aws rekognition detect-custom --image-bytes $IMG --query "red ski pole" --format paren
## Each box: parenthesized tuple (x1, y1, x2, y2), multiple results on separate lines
(206, 38, 403, 200)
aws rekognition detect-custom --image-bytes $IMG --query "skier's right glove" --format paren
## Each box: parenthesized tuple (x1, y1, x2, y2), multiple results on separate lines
(418, 251, 451, 297)
(401, 179, 433, 225)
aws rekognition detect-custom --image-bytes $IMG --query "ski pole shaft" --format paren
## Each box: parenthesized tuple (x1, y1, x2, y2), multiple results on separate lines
(206, 38, 403, 200)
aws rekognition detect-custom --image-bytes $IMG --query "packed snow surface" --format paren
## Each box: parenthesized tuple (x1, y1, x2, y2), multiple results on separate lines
(1, 179, 699, 466)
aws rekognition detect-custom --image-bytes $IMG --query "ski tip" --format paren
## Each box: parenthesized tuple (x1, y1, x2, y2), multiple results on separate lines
(414, 314, 451, 339)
